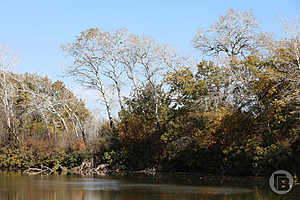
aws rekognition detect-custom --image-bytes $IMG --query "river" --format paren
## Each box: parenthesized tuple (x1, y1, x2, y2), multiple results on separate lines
(0, 171, 299, 200)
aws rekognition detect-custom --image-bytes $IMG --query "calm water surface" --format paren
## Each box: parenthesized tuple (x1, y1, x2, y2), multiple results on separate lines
(0, 171, 299, 200)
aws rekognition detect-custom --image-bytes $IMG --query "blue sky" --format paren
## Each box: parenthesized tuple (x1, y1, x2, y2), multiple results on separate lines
(1, 0, 299, 111)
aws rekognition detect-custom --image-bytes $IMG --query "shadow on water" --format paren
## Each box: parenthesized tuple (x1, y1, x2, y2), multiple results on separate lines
(0, 171, 300, 200)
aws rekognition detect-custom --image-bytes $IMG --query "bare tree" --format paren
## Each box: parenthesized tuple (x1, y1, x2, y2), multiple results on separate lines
(100, 28, 127, 110)
(21, 74, 87, 143)
(278, 17, 300, 74)
(62, 28, 118, 133)
(158, 44, 196, 72)
(193, 8, 259, 58)
(272, 17, 300, 106)
(62, 27, 196, 134)
(0, 46, 20, 142)
(191, 9, 269, 111)
(120, 34, 142, 91)
(126, 34, 167, 128)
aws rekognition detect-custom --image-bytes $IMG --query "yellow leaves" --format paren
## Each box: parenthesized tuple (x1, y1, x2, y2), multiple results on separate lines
(247, 64, 259, 74)
(255, 146, 264, 155)
(268, 87, 277, 95)
(119, 114, 155, 143)
(229, 56, 239, 65)
(84, 28, 100, 40)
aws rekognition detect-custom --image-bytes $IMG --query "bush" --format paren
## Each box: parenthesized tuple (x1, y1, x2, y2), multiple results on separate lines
(62, 150, 90, 169)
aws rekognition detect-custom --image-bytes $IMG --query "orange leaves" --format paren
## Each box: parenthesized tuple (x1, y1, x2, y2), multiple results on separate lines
(119, 114, 150, 143)
(75, 140, 86, 151)
(25, 137, 63, 154)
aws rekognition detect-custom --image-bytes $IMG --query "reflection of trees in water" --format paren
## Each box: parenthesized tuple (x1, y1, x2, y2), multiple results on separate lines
(0, 187, 298, 200)
(1, 174, 300, 200)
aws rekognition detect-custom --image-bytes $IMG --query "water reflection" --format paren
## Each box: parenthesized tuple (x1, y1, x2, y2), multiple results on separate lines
(0, 172, 299, 200)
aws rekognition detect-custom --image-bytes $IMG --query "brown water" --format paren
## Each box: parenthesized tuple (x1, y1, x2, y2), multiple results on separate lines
(0, 171, 300, 200)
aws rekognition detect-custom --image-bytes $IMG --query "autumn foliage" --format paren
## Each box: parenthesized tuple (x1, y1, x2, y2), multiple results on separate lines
(0, 9, 300, 177)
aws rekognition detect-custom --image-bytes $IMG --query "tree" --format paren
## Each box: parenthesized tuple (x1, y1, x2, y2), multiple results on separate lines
(62, 28, 119, 133)
(15, 73, 90, 144)
(193, 8, 260, 58)
(0, 46, 21, 142)
(0, 52, 91, 144)
(62, 27, 192, 134)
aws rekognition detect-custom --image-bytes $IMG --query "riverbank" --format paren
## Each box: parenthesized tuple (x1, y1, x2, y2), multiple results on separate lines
(1, 142, 300, 180)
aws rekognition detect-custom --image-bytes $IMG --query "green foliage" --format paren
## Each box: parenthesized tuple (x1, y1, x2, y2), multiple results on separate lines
(62, 150, 90, 169)
(0, 146, 33, 169)
(102, 150, 127, 170)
